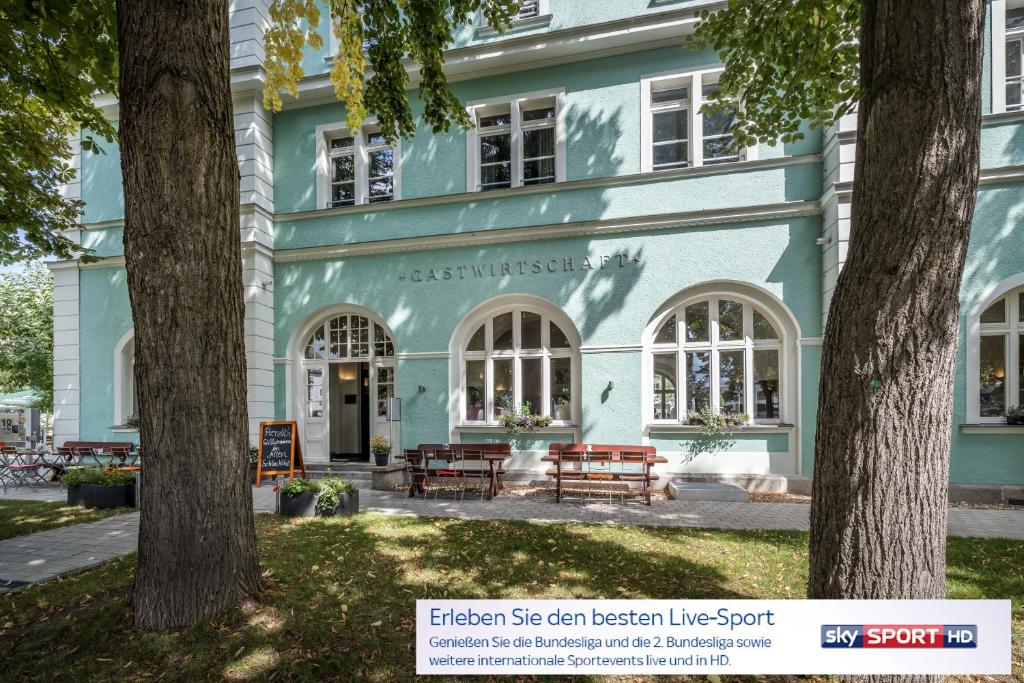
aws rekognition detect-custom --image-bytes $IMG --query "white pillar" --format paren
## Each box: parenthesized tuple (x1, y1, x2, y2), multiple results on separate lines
(49, 261, 81, 446)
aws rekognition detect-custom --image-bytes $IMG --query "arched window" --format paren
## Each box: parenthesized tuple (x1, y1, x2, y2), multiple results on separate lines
(113, 331, 138, 428)
(646, 294, 788, 425)
(971, 286, 1023, 421)
(457, 303, 578, 425)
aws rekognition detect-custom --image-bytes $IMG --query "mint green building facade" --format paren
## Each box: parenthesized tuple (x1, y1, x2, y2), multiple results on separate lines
(51, 1, 1024, 498)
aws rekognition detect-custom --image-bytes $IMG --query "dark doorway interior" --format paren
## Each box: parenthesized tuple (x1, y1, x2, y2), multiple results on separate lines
(329, 361, 370, 462)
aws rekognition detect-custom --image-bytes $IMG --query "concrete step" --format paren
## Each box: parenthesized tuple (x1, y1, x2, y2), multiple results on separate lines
(667, 481, 749, 502)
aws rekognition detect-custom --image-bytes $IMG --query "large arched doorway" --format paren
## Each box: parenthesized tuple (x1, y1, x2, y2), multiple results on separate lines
(294, 307, 397, 463)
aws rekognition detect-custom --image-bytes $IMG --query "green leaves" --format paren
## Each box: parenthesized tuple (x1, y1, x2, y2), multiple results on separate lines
(0, 262, 54, 411)
(0, 0, 116, 264)
(264, 0, 522, 141)
(691, 0, 861, 147)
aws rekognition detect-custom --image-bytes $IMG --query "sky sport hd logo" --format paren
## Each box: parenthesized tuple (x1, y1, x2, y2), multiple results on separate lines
(821, 625, 978, 649)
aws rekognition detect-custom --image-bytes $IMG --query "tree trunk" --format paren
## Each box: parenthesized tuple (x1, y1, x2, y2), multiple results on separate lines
(809, 0, 984, 677)
(118, 0, 263, 629)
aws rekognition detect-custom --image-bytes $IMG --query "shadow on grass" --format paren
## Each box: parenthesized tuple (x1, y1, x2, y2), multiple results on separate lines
(0, 514, 1018, 682)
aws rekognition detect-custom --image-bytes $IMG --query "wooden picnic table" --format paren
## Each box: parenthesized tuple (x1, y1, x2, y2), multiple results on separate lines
(401, 449, 509, 500)
(542, 451, 667, 505)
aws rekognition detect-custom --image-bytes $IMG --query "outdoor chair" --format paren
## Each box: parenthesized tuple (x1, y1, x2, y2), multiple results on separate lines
(0, 450, 48, 491)
(617, 449, 651, 504)
(402, 449, 428, 498)
(458, 449, 489, 500)
(429, 449, 465, 500)
(111, 446, 141, 471)
(585, 450, 616, 503)
(550, 447, 588, 503)
(72, 446, 103, 468)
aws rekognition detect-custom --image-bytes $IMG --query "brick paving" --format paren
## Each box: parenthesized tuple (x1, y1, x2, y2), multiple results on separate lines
(0, 484, 1020, 590)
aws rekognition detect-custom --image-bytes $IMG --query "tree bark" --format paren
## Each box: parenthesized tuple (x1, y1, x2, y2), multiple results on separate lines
(118, 0, 263, 629)
(809, 0, 984, 677)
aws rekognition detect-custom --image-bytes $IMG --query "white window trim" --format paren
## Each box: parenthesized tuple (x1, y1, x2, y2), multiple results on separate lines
(966, 275, 1024, 423)
(642, 284, 798, 429)
(993, 0, 1024, 114)
(315, 120, 401, 209)
(112, 329, 136, 428)
(449, 294, 581, 431)
(640, 67, 758, 174)
(465, 88, 566, 193)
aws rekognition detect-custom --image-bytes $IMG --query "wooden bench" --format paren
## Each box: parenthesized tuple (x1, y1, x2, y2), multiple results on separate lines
(544, 443, 663, 505)
(403, 443, 512, 499)
(59, 440, 139, 469)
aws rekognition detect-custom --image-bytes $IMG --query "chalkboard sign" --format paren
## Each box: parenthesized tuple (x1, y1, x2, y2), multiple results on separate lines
(256, 420, 304, 486)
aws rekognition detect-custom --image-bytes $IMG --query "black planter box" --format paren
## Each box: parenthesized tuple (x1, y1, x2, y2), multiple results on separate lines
(1008, 415, 1024, 426)
(279, 491, 318, 517)
(374, 453, 390, 467)
(336, 490, 360, 516)
(67, 484, 134, 509)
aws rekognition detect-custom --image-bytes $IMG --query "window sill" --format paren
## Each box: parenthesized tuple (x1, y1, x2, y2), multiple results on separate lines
(646, 423, 796, 434)
(110, 426, 139, 433)
(475, 14, 552, 39)
(454, 424, 577, 433)
(960, 424, 1024, 434)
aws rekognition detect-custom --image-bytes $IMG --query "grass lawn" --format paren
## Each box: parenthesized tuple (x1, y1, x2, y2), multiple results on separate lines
(0, 513, 1020, 682)
(0, 499, 131, 541)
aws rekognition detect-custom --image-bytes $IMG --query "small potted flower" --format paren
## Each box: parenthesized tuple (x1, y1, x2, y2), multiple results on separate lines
(63, 466, 136, 509)
(277, 478, 321, 517)
(316, 477, 360, 516)
(370, 435, 391, 467)
(499, 400, 553, 435)
(1007, 405, 1024, 426)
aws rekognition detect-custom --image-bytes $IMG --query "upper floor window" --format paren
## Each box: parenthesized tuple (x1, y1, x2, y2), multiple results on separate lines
(466, 91, 565, 192)
(478, 0, 548, 29)
(645, 292, 792, 426)
(640, 69, 754, 173)
(315, 122, 399, 209)
(1007, 5, 1024, 110)
(972, 287, 1023, 420)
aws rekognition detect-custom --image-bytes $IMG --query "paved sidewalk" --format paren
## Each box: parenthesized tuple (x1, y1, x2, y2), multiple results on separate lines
(0, 484, 1021, 590)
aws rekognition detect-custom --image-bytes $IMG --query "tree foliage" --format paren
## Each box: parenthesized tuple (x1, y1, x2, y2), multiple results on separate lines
(691, 0, 861, 147)
(0, 0, 118, 264)
(264, 0, 521, 140)
(0, 263, 54, 411)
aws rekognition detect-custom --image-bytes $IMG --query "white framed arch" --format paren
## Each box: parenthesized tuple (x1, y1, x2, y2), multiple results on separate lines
(112, 328, 137, 428)
(286, 304, 399, 463)
(965, 273, 1024, 423)
(448, 294, 582, 436)
(641, 281, 800, 428)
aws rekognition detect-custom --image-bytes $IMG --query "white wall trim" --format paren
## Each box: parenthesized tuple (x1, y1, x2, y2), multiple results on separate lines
(48, 261, 81, 446)
(994, 0, 1008, 114)
(799, 337, 824, 346)
(580, 344, 643, 354)
(396, 351, 451, 360)
(112, 328, 135, 427)
(965, 273, 1024, 423)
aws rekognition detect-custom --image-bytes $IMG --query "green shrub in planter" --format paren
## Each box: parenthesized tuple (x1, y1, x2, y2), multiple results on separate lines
(62, 467, 136, 509)
(316, 478, 359, 516)
(278, 478, 321, 517)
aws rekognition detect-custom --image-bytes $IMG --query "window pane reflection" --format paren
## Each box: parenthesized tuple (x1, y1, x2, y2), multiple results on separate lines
(465, 361, 486, 422)
(493, 359, 513, 418)
(551, 357, 572, 420)
(718, 300, 743, 342)
(979, 335, 1006, 417)
(653, 353, 677, 420)
(521, 357, 543, 415)
(753, 349, 780, 419)
(719, 350, 745, 414)
(685, 351, 711, 412)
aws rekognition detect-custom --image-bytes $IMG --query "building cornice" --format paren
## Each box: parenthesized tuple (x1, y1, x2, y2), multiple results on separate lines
(277, 153, 823, 223)
(273, 200, 821, 264)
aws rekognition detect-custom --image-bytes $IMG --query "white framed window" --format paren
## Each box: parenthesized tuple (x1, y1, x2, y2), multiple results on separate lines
(315, 121, 399, 209)
(644, 287, 798, 427)
(452, 298, 579, 426)
(466, 90, 566, 192)
(640, 68, 755, 173)
(478, 0, 549, 30)
(967, 284, 1023, 422)
(993, 0, 1024, 113)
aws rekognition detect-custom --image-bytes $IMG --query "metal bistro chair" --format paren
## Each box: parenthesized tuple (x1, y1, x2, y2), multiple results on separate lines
(1, 448, 48, 491)
(429, 449, 465, 501)
(617, 449, 650, 504)
(402, 449, 429, 499)
(585, 450, 616, 504)
(459, 449, 489, 500)
(72, 446, 103, 468)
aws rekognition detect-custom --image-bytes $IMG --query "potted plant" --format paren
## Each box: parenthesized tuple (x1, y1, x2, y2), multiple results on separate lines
(370, 435, 391, 467)
(1007, 405, 1024, 426)
(63, 466, 136, 509)
(248, 445, 259, 483)
(686, 406, 751, 437)
(316, 477, 360, 516)
(498, 400, 553, 435)
(277, 478, 321, 517)
(124, 414, 140, 430)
